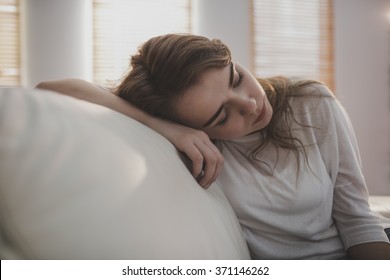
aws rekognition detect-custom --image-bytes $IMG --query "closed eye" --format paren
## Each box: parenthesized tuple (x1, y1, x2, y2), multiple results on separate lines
(217, 108, 229, 126)
(233, 69, 243, 88)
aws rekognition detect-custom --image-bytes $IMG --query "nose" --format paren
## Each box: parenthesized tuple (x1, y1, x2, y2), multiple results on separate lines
(231, 95, 257, 116)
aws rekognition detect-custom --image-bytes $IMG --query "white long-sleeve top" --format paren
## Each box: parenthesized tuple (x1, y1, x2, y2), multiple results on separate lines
(217, 84, 389, 259)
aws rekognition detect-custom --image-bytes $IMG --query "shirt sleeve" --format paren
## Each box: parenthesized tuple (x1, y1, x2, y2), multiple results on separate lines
(317, 88, 389, 249)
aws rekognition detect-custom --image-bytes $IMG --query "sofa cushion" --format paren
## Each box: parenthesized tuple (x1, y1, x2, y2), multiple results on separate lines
(0, 88, 250, 259)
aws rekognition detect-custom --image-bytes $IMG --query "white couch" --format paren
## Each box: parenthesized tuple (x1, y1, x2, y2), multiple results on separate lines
(0, 88, 250, 259)
(0, 88, 388, 259)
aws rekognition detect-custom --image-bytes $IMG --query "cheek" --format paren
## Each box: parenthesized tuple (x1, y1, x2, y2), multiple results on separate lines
(206, 119, 248, 140)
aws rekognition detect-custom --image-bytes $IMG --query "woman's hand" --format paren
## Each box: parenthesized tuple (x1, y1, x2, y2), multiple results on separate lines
(150, 119, 224, 189)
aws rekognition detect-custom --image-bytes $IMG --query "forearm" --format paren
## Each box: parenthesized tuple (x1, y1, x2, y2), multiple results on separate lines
(36, 79, 161, 129)
(347, 242, 390, 259)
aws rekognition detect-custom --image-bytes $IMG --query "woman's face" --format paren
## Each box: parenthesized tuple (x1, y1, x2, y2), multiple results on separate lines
(174, 62, 273, 140)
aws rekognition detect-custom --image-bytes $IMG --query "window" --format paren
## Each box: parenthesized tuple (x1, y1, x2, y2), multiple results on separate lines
(93, 0, 191, 85)
(0, 0, 20, 86)
(252, 0, 334, 89)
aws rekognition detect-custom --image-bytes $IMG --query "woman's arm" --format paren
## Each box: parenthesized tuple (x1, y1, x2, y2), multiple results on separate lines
(311, 87, 390, 258)
(347, 242, 390, 259)
(36, 79, 223, 188)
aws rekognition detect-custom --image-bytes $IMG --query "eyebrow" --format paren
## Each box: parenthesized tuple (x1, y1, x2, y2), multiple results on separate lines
(202, 62, 234, 127)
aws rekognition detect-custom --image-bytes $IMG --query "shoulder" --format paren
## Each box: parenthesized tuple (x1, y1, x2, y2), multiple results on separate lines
(292, 81, 335, 98)
(289, 82, 337, 115)
(289, 82, 352, 137)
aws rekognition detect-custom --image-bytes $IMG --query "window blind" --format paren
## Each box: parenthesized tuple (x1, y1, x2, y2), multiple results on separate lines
(252, 0, 334, 89)
(93, 0, 191, 85)
(0, 0, 19, 86)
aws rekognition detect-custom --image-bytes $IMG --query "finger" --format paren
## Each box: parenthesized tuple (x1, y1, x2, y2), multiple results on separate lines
(182, 146, 204, 179)
(208, 144, 224, 184)
(200, 142, 224, 188)
(195, 142, 218, 188)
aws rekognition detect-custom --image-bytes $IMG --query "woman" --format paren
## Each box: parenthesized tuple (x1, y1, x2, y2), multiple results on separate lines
(37, 33, 390, 259)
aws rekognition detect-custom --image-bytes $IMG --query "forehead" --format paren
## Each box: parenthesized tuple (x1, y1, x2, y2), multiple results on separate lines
(173, 65, 230, 128)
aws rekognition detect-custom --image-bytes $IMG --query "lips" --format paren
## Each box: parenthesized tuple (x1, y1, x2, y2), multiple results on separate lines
(253, 100, 266, 125)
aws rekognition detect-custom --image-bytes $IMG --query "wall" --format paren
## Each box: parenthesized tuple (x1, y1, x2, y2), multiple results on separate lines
(20, 0, 92, 87)
(334, 0, 390, 195)
(192, 0, 252, 70)
(20, 0, 390, 194)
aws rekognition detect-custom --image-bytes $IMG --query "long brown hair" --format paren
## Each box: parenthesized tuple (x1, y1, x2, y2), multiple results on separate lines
(116, 33, 231, 121)
(115, 33, 326, 169)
